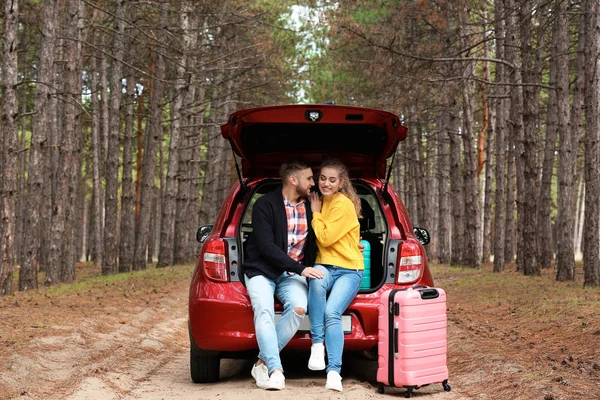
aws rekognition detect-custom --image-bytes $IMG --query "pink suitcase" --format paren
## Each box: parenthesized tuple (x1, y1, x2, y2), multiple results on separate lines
(376, 286, 451, 398)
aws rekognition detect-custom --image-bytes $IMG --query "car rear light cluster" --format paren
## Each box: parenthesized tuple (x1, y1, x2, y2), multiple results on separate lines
(202, 237, 229, 282)
(397, 240, 423, 283)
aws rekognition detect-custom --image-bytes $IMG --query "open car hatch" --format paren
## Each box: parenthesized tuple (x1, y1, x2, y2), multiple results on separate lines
(221, 104, 407, 178)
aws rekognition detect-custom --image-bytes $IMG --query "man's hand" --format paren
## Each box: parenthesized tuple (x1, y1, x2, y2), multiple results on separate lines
(309, 192, 322, 213)
(301, 266, 324, 279)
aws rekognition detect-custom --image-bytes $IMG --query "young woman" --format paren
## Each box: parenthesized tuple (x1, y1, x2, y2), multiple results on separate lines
(307, 159, 363, 392)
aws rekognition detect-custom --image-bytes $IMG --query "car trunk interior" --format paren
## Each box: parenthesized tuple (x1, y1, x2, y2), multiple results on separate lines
(238, 181, 387, 293)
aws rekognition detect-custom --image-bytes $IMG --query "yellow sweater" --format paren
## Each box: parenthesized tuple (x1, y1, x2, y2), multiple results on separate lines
(312, 192, 363, 270)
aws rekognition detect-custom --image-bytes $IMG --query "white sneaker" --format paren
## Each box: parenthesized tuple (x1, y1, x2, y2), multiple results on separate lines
(308, 343, 326, 370)
(265, 370, 285, 390)
(325, 370, 343, 392)
(251, 362, 269, 389)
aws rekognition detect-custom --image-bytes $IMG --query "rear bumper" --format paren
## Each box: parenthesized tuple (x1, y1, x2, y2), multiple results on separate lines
(189, 281, 397, 354)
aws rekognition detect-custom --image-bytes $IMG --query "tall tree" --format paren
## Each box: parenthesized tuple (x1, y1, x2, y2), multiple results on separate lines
(537, 3, 560, 271)
(481, 52, 495, 265)
(90, 42, 103, 272)
(449, 98, 464, 266)
(505, 0, 522, 270)
(103, 0, 126, 275)
(61, 0, 84, 282)
(436, 112, 451, 264)
(459, 9, 481, 269)
(583, 0, 600, 287)
(119, 74, 136, 272)
(556, 0, 578, 281)
(518, 0, 540, 276)
(158, 3, 193, 267)
(19, 0, 57, 291)
(133, 7, 167, 271)
(0, 0, 20, 295)
(173, 15, 201, 265)
(492, 0, 507, 272)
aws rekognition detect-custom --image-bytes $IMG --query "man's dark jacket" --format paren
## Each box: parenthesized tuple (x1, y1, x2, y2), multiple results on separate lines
(243, 189, 317, 281)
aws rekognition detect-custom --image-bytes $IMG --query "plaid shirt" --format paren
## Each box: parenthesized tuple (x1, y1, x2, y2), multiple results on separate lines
(283, 195, 308, 264)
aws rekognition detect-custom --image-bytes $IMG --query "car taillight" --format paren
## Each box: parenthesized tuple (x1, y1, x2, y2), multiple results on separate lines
(397, 240, 423, 283)
(202, 237, 229, 282)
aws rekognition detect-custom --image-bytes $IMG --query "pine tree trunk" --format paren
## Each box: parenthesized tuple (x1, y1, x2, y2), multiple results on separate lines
(583, 0, 600, 287)
(504, 4, 518, 267)
(91, 45, 103, 272)
(173, 80, 198, 264)
(103, 0, 126, 275)
(437, 112, 451, 264)
(49, 0, 75, 284)
(538, 5, 560, 271)
(19, 0, 56, 291)
(60, 0, 84, 283)
(460, 57, 481, 269)
(481, 32, 494, 265)
(556, 0, 578, 281)
(482, 102, 495, 265)
(148, 185, 158, 264)
(199, 73, 224, 226)
(519, 2, 540, 276)
(449, 97, 464, 266)
(133, 9, 167, 271)
(119, 74, 136, 272)
(158, 4, 193, 267)
(101, 37, 110, 168)
(575, 177, 585, 257)
(16, 71, 29, 267)
(493, 1, 507, 272)
(425, 121, 438, 260)
(175, 16, 204, 263)
(0, 0, 20, 296)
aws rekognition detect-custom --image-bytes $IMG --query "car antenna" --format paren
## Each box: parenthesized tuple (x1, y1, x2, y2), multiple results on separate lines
(380, 150, 397, 204)
(231, 148, 249, 192)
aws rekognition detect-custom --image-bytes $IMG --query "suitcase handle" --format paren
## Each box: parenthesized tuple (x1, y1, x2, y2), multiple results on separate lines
(399, 284, 427, 292)
(393, 322, 399, 359)
(419, 288, 439, 299)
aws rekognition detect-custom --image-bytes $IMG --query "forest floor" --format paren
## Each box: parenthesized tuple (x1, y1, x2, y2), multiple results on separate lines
(1, 261, 599, 400)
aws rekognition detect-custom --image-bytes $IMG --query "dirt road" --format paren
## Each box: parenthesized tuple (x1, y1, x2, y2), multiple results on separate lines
(1, 264, 598, 399)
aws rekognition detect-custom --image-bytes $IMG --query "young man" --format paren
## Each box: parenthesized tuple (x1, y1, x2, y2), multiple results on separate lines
(243, 158, 324, 390)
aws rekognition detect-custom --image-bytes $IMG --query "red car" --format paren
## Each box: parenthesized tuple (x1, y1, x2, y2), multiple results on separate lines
(188, 104, 434, 383)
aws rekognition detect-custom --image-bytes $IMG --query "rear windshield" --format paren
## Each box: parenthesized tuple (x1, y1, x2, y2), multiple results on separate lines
(240, 123, 388, 155)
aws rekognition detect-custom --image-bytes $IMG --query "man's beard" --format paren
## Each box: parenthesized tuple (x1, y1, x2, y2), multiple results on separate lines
(296, 185, 310, 198)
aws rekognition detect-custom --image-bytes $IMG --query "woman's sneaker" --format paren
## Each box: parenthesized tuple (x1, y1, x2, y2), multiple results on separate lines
(265, 370, 285, 390)
(308, 343, 326, 370)
(325, 370, 343, 392)
(250, 362, 269, 389)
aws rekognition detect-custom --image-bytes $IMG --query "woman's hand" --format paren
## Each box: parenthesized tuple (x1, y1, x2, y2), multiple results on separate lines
(309, 192, 322, 213)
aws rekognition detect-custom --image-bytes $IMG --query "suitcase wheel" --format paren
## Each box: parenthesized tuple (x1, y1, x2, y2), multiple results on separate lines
(377, 383, 384, 394)
(442, 379, 451, 392)
(404, 386, 416, 398)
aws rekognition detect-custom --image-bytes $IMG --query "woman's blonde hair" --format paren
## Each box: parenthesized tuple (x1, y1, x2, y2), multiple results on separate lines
(320, 159, 362, 217)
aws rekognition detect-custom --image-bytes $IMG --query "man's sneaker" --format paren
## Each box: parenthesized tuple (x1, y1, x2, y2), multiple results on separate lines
(308, 343, 326, 370)
(325, 370, 343, 392)
(265, 370, 285, 390)
(251, 362, 269, 389)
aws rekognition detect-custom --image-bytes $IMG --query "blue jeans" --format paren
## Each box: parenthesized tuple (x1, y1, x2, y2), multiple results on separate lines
(308, 264, 363, 373)
(246, 272, 308, 374)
